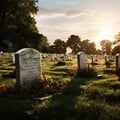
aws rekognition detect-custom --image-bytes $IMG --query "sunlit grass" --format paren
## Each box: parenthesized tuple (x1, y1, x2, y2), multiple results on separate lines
(0, 53, 120, 119)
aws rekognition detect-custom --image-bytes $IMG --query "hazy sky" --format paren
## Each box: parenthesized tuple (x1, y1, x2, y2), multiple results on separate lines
(35, 0, 120, 49)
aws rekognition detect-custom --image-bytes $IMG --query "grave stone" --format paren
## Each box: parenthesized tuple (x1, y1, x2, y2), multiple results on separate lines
(116, 53, 120, 71)
(51, 54, 55, 61)
(62, 54, 66, 62)
(95, 55, 98, 61)
(11, 53, 15, 64)
(91, 55, 95, 65)
(77, 51, 87, 71)
(15, 48, 41, 89)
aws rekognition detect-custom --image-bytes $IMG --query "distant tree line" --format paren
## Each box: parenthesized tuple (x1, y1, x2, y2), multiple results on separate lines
(0, 0, 120, 55)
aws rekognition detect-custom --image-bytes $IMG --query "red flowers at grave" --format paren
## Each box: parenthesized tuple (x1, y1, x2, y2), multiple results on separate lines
(0, 84, 8, 91)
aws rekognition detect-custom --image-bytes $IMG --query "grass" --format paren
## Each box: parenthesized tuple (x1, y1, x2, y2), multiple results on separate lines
(0, 53, 120, 120)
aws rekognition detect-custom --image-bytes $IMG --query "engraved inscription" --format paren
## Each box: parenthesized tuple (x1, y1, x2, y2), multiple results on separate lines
(15, 48, 41, 89)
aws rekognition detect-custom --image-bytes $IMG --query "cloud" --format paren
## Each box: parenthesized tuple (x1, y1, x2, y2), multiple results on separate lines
(62, 1, 76, 5)
(37, 7, 95, 18)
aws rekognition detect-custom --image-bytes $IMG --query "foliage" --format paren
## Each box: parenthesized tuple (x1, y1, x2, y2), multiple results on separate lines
(80, 39, 96, 54)
(55, 61, 66, 66)
(100, 39, 112, 55)
(113, 32, 120, 44)
(28, 74, 66, 97)
(0, 0, 49, 52)
(50, 39, 66, 54)
(77, 67, 98, 78)
(66, 36, 97, 54)
(112, 45, 120, 55)
(66, 35, 81, 54)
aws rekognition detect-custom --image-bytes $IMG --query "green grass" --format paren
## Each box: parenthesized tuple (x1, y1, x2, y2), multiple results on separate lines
(0, 53, 120, 120)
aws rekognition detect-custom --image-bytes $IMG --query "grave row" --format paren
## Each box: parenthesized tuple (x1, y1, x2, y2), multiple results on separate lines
(0, 48, 119, 90)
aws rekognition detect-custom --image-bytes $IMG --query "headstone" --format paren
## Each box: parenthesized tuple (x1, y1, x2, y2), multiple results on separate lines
(91, 55, 95, 65)
(77, 51, 87, 71)
(116, 53, 120, 72)
(51, 54, 55, 61)
(11, 53, 15, 64)
(105, 54, 109, 64)
(42, 53, 47, 58)
(15, 48, 41, 89)
(95, 55, 98, 61)
(62, 54, 66, 62)
(105, 54, 111, 68)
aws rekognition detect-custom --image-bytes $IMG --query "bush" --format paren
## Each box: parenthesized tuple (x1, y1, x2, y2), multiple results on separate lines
(28, 74, 66, 97)
(77, 67, 97, 78)
(55, 61, 66, 66)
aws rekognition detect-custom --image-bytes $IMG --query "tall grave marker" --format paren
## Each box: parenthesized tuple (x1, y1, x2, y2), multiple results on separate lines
(15, 48, 41, 89)
(77, 51, 87, 71)
(116, 53, 120, 72)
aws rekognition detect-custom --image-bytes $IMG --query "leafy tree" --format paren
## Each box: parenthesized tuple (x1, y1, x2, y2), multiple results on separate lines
(114, 32, 120, 45)
(96, 49, 102, 55)
(0, 0, 41, 51)
(51, 39, 66, 54)
(66, 35, 81, 54)
(112, 45, 120, 55)
(111, 32, 120, 55)
(80, 39, 96, 54)
(40, 35, 50, 53)
(100, 40, 112, 55)
(50, 45, 56, 53)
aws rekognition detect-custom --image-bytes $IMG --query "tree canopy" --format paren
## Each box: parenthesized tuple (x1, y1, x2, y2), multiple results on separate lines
(100, 40, 112, 55)
(80, 39, 96, 54)
(0, 0, 47, 52)
(50, 39, 66, 54)
(114, 32, 120, 45)
(66, 35, 81, 54)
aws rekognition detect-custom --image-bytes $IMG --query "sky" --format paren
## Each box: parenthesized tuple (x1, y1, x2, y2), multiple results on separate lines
(35, 0, 120, 49)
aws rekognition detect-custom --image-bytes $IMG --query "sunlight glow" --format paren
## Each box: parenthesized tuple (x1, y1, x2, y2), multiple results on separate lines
(97, 25, 115, 41)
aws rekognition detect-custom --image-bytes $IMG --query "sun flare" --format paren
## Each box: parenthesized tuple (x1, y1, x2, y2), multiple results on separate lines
(97, 25, 115, 41)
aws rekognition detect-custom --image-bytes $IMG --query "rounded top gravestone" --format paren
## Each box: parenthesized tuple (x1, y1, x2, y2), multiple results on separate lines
(15, 48, 41, 90)
(77, 51, 87, 71)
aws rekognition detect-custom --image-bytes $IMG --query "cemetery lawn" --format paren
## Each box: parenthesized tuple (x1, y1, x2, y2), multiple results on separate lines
(0, 53, 120, 120)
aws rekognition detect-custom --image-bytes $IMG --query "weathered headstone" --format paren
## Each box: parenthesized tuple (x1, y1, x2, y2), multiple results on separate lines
(91, 55, 95, 65)
(11, 53, 15, 64)
(105, 54, 111, 68)
(62, 54, 66, 62)
(77, 51, 87, 71)
(95, 55, 98, 61)
(15, 48, 41, 89)
(116, 53, 120, 71)
(51, 54, 55, 61)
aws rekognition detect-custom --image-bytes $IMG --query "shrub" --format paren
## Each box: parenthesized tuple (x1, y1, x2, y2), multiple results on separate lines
(28, 74, 66, 97)
(77, 67, 97, 78)
(55, 61, 66, 66)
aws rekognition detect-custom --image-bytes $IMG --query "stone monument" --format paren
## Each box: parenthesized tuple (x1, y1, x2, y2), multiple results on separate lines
(15, 48, 41, 89)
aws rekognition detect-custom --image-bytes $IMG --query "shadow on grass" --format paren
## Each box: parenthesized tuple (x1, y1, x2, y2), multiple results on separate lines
(0, 97, 34, 120)
(30, 76, 120, 120)
(30, 76, 95, 120)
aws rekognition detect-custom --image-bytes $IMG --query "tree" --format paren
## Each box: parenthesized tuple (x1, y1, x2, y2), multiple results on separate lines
(80, 39, 96, 54)
(40, 35, 50, 53)
(112, 45, 120, 55)
(0, 0, 40, 51)
(96, 49, 102, 55)
(66, 35, 81, 54)
(100, 40, 112, 55)
(51, 39, 66, 54)
(114, 32, 120, 45)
